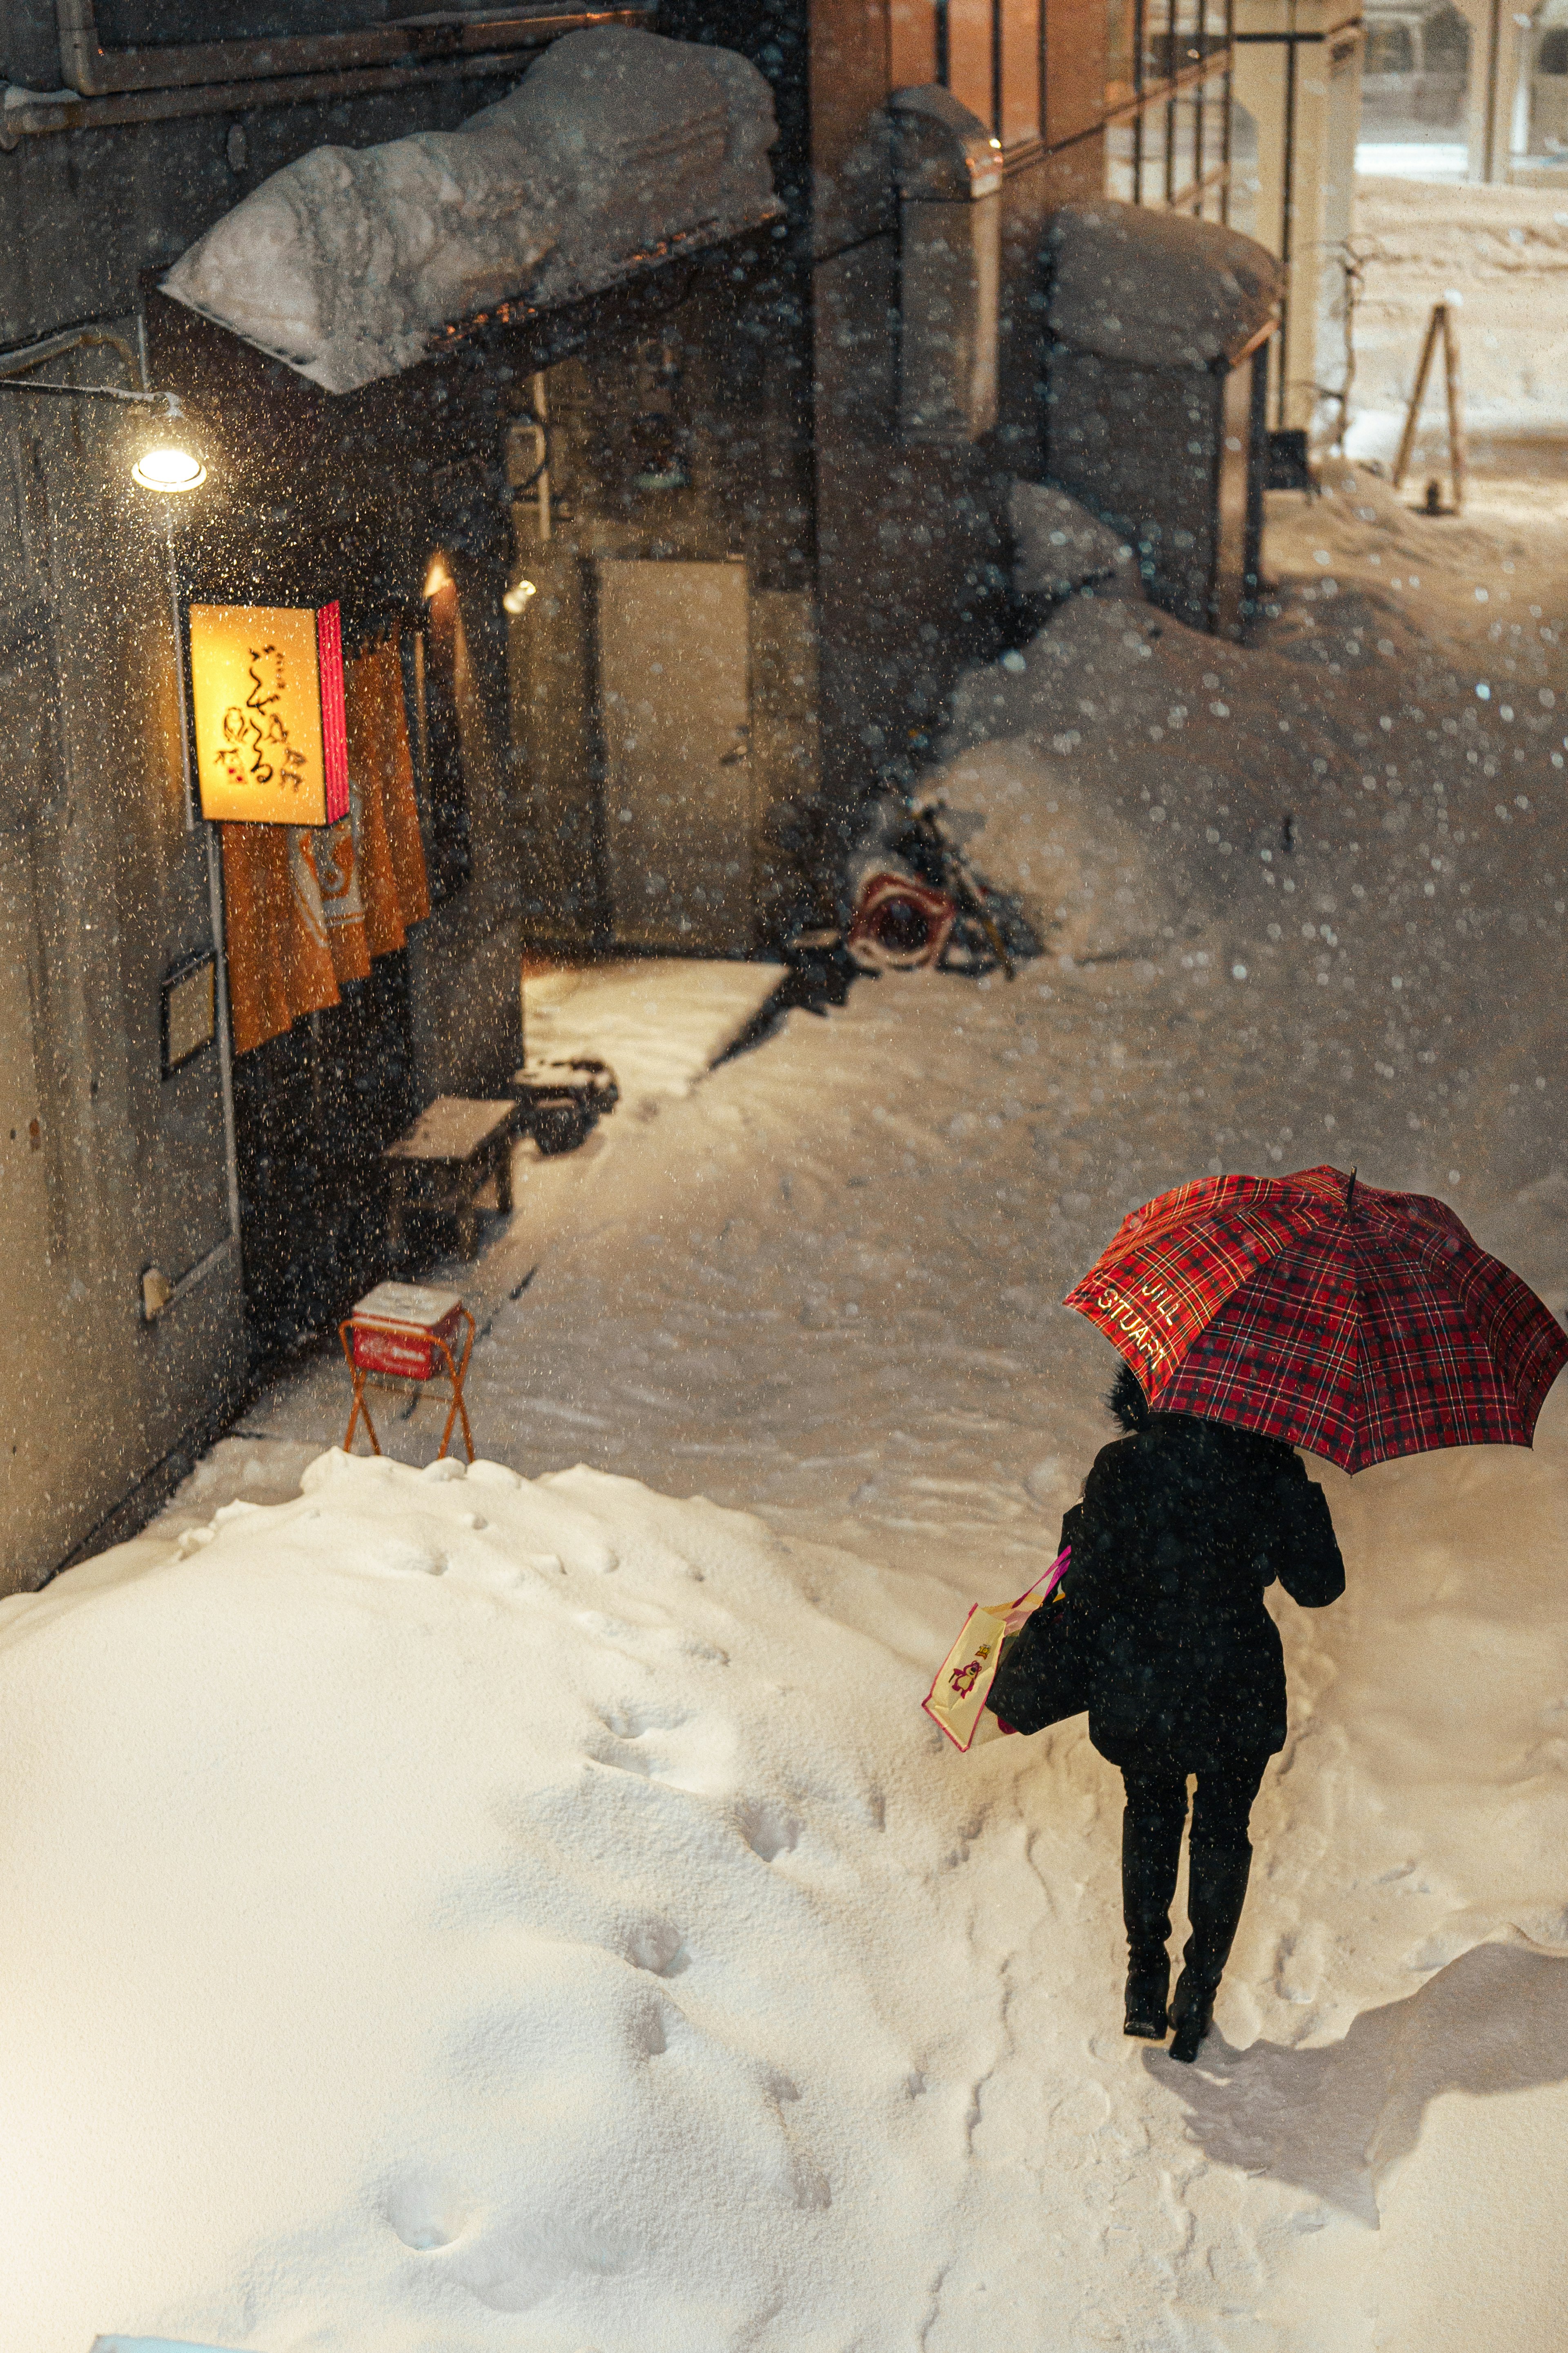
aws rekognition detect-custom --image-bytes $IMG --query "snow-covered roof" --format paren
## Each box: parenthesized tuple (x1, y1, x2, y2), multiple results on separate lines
(160, 26, 780, 396)
(1047, 201, 1283, 372)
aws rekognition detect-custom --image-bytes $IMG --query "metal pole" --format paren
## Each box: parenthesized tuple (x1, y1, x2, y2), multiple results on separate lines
(136, 304, 243, 1251)
(1278, 34, 1297, 429)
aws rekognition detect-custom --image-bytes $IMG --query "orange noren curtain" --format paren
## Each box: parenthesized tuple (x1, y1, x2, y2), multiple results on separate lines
(222, 628, 431, 1057)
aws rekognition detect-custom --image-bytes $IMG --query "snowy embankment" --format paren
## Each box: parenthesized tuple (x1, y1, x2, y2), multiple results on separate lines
(942, 464, 1566, 1170)
(0, 1453, 997, 2349)
(5, 1426, 1568, 2353)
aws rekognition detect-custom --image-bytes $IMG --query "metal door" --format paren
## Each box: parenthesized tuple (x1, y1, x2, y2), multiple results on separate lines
(596, 558, 752, 952)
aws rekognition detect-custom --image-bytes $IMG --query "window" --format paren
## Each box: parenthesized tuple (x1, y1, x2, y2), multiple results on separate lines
(1423, 7, 1470, 71)
(1108, 0, 1230, 213)
(1106, 112, 1138, 199)
(1172, 0, 1203, 75)
(1227, 96, 1259, 236)
(1365, 22, 1415, 74)
(927, 0, 1045, 147)
(1171, 87, 1200, 198)
(1201, 71, 1229, 181)
(1141, 99, 1171, 199)
(1107, 0, 1137, 107)
(1143, 0, 1173, 85)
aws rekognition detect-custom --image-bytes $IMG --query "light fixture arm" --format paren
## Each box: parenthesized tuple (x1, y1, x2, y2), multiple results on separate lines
(0, 378, 180, 410)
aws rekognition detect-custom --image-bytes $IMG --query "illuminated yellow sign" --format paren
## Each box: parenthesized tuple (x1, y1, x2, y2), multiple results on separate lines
(189, 602, 348, 827)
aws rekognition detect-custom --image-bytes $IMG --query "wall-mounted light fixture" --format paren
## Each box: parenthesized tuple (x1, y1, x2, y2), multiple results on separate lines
(502, 575, 537, 616)
(0, 367, 208, 493)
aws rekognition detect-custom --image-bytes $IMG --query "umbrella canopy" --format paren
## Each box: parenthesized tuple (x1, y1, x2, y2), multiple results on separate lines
(1064, 1166, 1568, 1473)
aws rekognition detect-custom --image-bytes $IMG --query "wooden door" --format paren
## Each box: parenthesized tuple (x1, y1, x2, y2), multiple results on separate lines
(596, 559, 753, 953)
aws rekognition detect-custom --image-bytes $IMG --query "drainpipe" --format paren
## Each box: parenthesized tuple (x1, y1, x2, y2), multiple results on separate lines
(1484, 0, 1501, 179)
(135, 310, 244, 1254)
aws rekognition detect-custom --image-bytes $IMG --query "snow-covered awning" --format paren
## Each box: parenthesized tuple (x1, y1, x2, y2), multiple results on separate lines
(1047, 202, 1282, 373)
(160, 26, 780, 397)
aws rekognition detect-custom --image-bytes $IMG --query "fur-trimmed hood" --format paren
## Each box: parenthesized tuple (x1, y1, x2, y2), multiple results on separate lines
(1107, 1360, 1149, 1432)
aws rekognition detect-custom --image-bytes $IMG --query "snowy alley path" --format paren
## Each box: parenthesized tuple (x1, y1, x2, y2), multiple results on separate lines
(9, 473, 1568, 2353)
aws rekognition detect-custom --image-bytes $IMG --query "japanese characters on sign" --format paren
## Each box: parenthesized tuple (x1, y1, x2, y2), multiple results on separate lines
(188, 601, 350, 827)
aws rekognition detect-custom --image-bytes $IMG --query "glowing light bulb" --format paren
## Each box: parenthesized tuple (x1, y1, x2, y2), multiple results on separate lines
(131, 443, 206, 493)
(502, 577, 537, 615)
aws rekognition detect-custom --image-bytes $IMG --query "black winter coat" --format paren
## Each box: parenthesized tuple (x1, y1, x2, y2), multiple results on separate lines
(996, 1414, 1344, 1768)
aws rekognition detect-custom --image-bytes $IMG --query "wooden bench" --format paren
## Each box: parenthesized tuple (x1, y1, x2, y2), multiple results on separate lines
(384, 1095, 516, 1261)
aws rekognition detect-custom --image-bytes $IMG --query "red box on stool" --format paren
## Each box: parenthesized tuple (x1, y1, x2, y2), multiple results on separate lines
(350, 1282, 466, 1381)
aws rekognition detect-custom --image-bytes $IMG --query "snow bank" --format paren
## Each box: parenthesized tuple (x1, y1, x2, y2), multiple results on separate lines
(1047, 201, 1282, 371)
(923, 734, 1187, 964)
(0, 1450, 1020, 2353)
(1009, 480, 1140, 601)
(940, 462, 1564, 1001)
(162, 28, 779, 393)
(11, 1431, 1568, 2351)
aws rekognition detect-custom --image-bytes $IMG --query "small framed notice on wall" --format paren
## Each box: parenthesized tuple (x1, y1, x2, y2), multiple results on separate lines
(188, 600, 349, 827)
(160, 949, 217, 1079)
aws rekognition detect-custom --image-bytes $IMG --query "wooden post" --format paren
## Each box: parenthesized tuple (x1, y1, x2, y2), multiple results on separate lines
(1441, 304, 1466, 515)
(1392, 302, 1465, 513)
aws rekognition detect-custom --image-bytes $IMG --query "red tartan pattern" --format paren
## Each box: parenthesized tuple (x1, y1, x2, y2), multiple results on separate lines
(1064, 1165, 1568, 1472)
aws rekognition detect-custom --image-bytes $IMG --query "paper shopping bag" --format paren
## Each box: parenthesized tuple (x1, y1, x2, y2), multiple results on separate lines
(922, 1546, 1071, 1753)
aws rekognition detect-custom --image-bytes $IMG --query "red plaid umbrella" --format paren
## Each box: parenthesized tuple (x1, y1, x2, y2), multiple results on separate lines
(1064, 1166, 1568, 1473)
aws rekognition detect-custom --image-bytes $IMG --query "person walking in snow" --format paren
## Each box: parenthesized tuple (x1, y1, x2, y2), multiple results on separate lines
(989, 1363, 1345, 2062)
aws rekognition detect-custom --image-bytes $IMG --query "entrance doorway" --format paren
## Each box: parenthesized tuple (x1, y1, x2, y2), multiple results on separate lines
(597, 558, 752, 952)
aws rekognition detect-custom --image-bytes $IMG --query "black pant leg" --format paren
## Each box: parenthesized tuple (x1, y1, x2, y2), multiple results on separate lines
(1120, 1764, 1189, 1960)
(1189, 1752, 1269, 1858)
(1180, 1752, 1269, 1992)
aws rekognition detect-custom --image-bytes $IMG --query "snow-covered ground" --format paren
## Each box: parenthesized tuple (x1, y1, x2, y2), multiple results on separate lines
(523, 955, 787, 1108)
(4, 472, 1568, 2352)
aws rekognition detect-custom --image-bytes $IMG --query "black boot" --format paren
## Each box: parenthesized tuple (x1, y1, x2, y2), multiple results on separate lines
(1169, 1845, 1251, 2063)
(1121, 1795, 1185, 2040)
(1124, 1953, 1170, 2039)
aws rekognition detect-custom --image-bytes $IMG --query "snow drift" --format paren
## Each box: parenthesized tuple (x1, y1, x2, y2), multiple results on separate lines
(942, 463, 1560, 988)
(1009, 478, 1141, 602)
(7, 1425, 1568, 2351)
(162, 27, 780, 393)
(1046, 200, 1283, 372)
(0, 1450, 1012, 2353)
